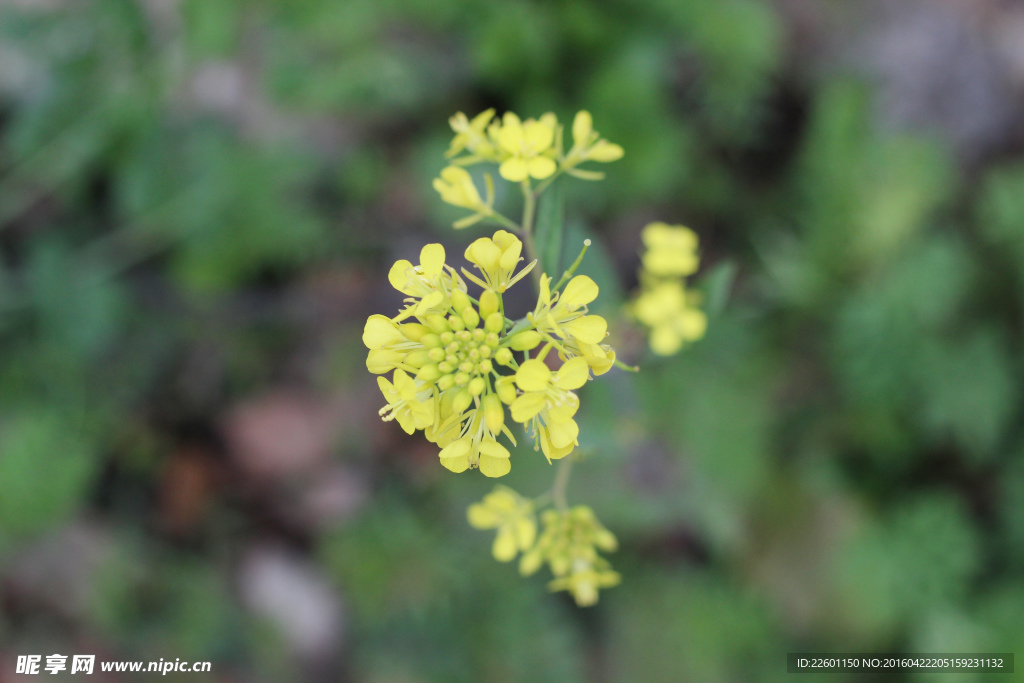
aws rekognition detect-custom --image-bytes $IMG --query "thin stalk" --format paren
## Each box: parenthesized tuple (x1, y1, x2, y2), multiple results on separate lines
(552, 239, 592, 291)
(520, 181, 541, 287)
(551, 456, 573, 511)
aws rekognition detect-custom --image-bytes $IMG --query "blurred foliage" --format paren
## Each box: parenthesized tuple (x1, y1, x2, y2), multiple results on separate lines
(1, 0, 1023, 681)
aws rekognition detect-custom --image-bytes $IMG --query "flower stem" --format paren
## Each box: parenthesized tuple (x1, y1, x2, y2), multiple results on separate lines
(520, 181, 541, 287)
(551, 456, 573, 511)
(552, 239, 592, 291)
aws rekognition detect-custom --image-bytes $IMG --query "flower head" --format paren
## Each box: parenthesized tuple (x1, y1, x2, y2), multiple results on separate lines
(631, 280, 706, 356)
(433, 166, 496, 229)
(467, 486, 537, 561)
(494, 112, 558, 182)
(446, 109, 499, 162)
(510, 357, 590, 461)
(562, 110, 624, 180)
(640, 222, 699, 278)
(462, 229, 536, 293)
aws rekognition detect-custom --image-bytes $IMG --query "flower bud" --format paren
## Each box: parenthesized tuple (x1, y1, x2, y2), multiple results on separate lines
(461, 306, 480, 329)
(454, 371, 471, 386)
(508, 330, 542, 350)
(416, 364, 441, 383)
(478, 345, 492, 359)
(405, 349, 431, 368)
(482, 393, 504, 433)
(472, 328, 486, 342)
(486, 332, 500, 347)
(425, 314, 450, 334)
(399, 323, 430, 342)
(437, 374, 455, 391)
(479, 289, 500, 319)
(451, 288, 471, 314)
(495, 347, 513, 366)
(440, 331, 455, 345)
(452, 388, 473, 413)
(448, 314, 465, 332)
(496, 376, 518, 404)
(459, 361, 474, 374)
(420, 333, 442, 349)
(438, 361, 453, 374)
(468, 377, 486, 396)
(477, 359, 493, 374)
(428, 347, 446, 362)
(485, 312, 504, 334)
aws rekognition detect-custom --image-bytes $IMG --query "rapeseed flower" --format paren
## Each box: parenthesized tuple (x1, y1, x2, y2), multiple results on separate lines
(467, 486, 537, 561)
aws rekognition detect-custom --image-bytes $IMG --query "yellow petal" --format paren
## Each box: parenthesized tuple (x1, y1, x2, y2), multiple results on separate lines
(587, 140, 624, 162)
(561, 275, 598, 309)
(510, 392, 546, 422)
(527, 156, 557, 179)
(467, 502, 502, 529)
(499, 158, 529, 182)
(572, 110, 593, 148)
(366, 349, 404, 374)
(546, 415, 579, 449)
(515, 517, 536, 550)
(650, 326, 683, 356)
(523, 120, 554, 151)
(362, 314, 404, 349)
(516, 359, 552, 392)
(480, 454, 512, 478)
(466, 237, 501, 273)
(438, 437, 472, 472)
(493, 527, 518, 560)
(554, 357, 590, 390)
(563, 315, 607, 344)
(388, 259, 414, 294)
(419, 244, 445, 276)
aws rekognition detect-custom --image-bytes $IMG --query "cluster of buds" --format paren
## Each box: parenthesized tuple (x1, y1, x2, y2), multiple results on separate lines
(629, 223, 707, 355)
(364, 229, 614, 476)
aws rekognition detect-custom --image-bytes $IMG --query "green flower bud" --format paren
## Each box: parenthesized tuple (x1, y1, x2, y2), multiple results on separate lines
(479, 289, 500, 319)
(405, 349, 431, 368)
(437, 374, 456, 391)
(452, 388, 473, 413)
(508, 330, 542, 351)
(416, 364, 442, 383)
(448, 314, 465, 332)
(495, 347, 513, 366)
(438, 361, 453, 374)
(482, 393, 504, 433)
(420, 333, 442, 349)
(454, 371, 471, 386)
(399, 323, 430, 342)
(477, 359, 493, 374)
(478, 345, 492, 359)
(457, 330, 472, 342)
(495, 376, 518, 404)
(485, 312, 504, 334)
(461, 306, 480, 329)
(472, 328, 486, 342)
(428, 347, 446, 362)
(451, 288, 471, 314)
(468, 377, 486, 396)
(440, 331, 455, 345)
(459, 361, 474, 374)
(425, 314, 450, 334)
(486, 332, 500, 347)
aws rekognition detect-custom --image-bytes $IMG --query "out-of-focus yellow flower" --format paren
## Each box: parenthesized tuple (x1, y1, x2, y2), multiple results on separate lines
(494, 112, 558, 182)
(519, 506, 619, 606)
(446, 108, 499, 162)
(640, 222, 699, 277)
(433, 166, 496, 229)
(631, 280, 706, 356)
(462, 229, 536, 293)
(561, 110, 624, 180)
(467, 486, 537, 562)
(510, 357, 589, 461)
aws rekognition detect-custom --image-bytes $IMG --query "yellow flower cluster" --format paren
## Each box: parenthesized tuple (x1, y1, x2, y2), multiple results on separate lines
(434, 109, 624, 227)
(469, 489, 619, 606)
(364, 230, 615, 476)
(630, 222, 707, 355)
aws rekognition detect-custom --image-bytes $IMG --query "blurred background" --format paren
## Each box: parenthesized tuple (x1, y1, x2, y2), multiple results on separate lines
(2, 0, 1024, 680)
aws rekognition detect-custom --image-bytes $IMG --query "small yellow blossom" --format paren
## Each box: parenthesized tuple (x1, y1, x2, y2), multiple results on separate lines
(632, 280, 706, 356)
(377, 369, 434, 434)
(510, 357, 590, 461)
(494, 112, 559, 182)
(433, 166, 496, 229)
(562, 110, 624, 180)
(446, 108, 499, 162)
(529, 274, 609, 351)
(640, 222, 700, 278)
(388, 243, 466, 320)
(467, 486, 537, 561)
(462, 229, 536, 293)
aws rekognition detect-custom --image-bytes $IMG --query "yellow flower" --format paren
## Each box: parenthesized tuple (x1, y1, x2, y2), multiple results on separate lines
(494, 112, 558, 182)
(461, 229, 536, 293)
(388, 243, 465, 320)
(562, 110, 624, 180)
(640, 222, 699, 278)
(433, 166, 496, 229)
(519, 506, 619, 606)
(467, 486, 537, 562)
(377, 369, 434, 434)
(632, 280, 706, 355)
(529, 274, 609, 347)
(510, 357, 590, 461)
(438, 408, 516, 477)
(446, 109, 498, 162)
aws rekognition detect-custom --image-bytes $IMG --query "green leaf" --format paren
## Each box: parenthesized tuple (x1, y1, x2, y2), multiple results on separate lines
(533, 179, 564, 277)
(698, 259, 738, 318)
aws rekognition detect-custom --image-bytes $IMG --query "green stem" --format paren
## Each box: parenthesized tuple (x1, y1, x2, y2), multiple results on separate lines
(487, 211, 523, 234)
(551, 456, 573, 510)
(552, 239, 592, 291)
(520, 181, 541, 287)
